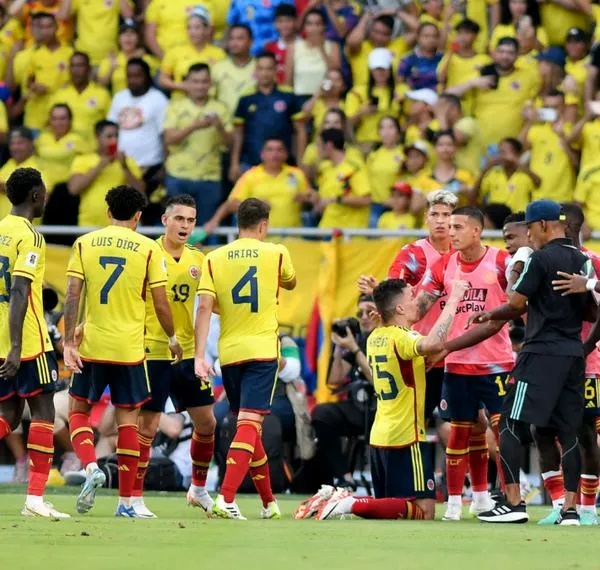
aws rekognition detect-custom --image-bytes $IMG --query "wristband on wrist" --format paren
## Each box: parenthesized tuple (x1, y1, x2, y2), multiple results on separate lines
(586, 278, 598, 292)
(168, 335, 178, 346)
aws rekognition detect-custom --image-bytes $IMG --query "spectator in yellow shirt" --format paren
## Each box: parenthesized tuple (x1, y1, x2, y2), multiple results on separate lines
(205, 138, 313, 232)
(473, 137, 540, 213)
(51, 52, 111, 145)
(377, 182, 417, 235)
(564, 27, 590, 111)
(302, 68, 347, 139)
(568, 98, 600, 173)
(489, 0, 548, 51)
(163, 63, 232, 225)
(315, 128, 371, 229)
(67, 120, 143, 227)
(97, 19, 160, 95)
(159, 6, 226, 99)
(575, 163, 600, 231)
(11, 0, 74, 46)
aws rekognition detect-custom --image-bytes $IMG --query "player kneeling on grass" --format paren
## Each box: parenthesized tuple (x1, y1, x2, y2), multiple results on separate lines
(318, 277, 468, 520)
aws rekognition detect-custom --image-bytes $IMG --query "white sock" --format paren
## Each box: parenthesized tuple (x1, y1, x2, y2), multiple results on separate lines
(339, 496, 356, 515)
(579, 505, 596, 515)
(119, 496, 132, 507)
(190, 484, 206, 494)
(25, 495, 44, 508)
(86, 462, 99, 476)
(552, 498, 565, 509)
(472, 491, 490, 504)
(447, 495, 462, 508)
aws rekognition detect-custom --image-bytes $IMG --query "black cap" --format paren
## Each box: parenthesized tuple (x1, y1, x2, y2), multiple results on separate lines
(119, 18, 138, 34)
(566, 27, 587, 42)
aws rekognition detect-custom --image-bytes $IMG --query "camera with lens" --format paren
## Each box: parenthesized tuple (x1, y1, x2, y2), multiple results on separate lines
(332, 317, 361, 339)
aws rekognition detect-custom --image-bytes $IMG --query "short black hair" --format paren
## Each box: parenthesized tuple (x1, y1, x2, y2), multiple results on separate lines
(439, 92, 462, 109)
(418, 22, 439, 35)
(186, 62, 210, 78)
(71, 51, 91, 67)
(9, 126, 34, 141)
(373, 279, 408, 323)
(302, 8, 326, 26)
(560, 202, 585, 235)
(483, 203, 512, 230)
(321, 128, 345, 150)
(50, 102, 73, 120)
(358, 293, 374, 305)
(503, 211, 526, 226)
(105, 185, 147, 221)
(453, 206, 485, 228)
(256, 51, 277, 64)
(31, 11, 55, 21)
(6, 168, 44, 206)
(263, 137, 286, 148)
(275, 3, 297, 18)
(497, 36, 519, 51)
(502, 137, 523, 154)
(434, 129, 455, 144)
(544, 88, 565, 99)
(127, 57, 152, 81)
(230, 23, 253, 39)
(165, 194, 196, 210)
(456, 18, 480, 34)
(373, 14, 394, 31)
(237, 198, 270, 229)
(95, 119, 118, 137)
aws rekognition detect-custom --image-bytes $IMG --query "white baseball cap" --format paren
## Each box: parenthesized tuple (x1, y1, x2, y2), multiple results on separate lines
(368, 48, 393, 70)
(406, 88, 438, 107)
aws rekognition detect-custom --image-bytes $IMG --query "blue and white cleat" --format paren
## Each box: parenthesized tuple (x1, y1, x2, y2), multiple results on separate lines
(580, 511, 599, 526)
(76, 467, 106, 514)
(115, 503, 137, 518)
(537, 507, 561, 525)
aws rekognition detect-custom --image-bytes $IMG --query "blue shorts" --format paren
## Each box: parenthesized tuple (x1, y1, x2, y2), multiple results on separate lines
(370, 443, 435, 500)
(584, 376, 600, 418)
(69, 361, 150, 408)
(221, 359, 279, 414)
(143, 359, 215, 412)
(0, 352, 57, 401)
(440, 372, 508, 422)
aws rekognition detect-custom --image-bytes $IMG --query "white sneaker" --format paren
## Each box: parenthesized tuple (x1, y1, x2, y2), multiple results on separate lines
(212, 494, 247, 520)
(187, 487, 214, 513)
(317, 496, 354, 520)
(293, 484, 336, 519)
(261, 500, 281, 519)
(469, 496, 496, 516)
(131, 498, 157, 519)
(22, 501, 71, 519)
(443, 502, 462, 521)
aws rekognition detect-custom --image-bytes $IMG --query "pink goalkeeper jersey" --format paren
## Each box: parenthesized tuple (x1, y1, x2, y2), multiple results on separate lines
(423, 246, 514, 375)
(582, 247, 600, 376)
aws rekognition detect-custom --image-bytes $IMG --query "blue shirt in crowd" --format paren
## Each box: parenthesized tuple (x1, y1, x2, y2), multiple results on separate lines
(397, 50, 443, 91)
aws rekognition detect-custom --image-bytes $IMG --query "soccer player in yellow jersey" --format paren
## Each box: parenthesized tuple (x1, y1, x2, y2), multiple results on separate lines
(133, 195, 216, 519)
(195, 198, 296, 520)
(63, 185, 182, 518)
(318, 278, 468, 521)
(0, 168, 69, 519)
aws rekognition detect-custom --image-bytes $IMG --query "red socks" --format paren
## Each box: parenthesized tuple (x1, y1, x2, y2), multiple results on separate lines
(221, 419, 260, 503)
(580, 474, 599, 507)
(116, 424, 140, 499)
(468, 431, 489, 493)
(541, 470, 565, 505)
(27, 420, 54, 496)
(352, 498, 425, 520)
(0, 417, 11, 439)
(69, 412, 97, 467)
(132, 434, 153, 497)
(191, 431, 214, 487)
(446, 422, 472, 496)
(249, 434, 274, 507)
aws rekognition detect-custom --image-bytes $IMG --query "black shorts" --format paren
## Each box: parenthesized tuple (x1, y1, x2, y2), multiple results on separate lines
(441, 372, 508, 422)
(584, 375, 600, 418)
(503, 352, 585, 431)
(0, 352, 57, 401)
(143, 359, 215, 412)
(69, 361, 150, 408)
(425, 367, 444, 421)
(221, 359, 279, 414)
(370, 443, 435, 500)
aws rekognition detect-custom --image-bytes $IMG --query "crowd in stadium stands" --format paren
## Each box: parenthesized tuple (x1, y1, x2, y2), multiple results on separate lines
(0, 0, 599, 235)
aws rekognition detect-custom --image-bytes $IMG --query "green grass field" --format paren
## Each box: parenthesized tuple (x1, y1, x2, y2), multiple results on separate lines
(0, 486, 595, 570)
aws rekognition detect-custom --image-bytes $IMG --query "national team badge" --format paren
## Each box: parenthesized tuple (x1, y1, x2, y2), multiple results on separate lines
(189, 266, 199, 279)
(510, 81, 520, 91)
(440, 399, 448, 411)
(105, 0, 113, 7)
(287, 173, 297, 188)
(88, 98, 98, 108)
(248, 104, 257, 113)
(274, 100, 287, 113)
(51, 369, 58, 381)
(66, 141, 74, 150)
(427, 479, 435, 491)
(57, 61, 66, 71)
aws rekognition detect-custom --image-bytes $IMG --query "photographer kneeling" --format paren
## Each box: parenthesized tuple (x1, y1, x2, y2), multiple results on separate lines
(311, 295, 376, 489)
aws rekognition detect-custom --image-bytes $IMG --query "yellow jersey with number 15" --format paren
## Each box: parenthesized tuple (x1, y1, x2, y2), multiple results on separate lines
(67, 225, 167, 364)
(198, 238, 295, 366)
(0, 215, 52, 360)
(367, 325, 426, 448)
(145, 238, 205, 361)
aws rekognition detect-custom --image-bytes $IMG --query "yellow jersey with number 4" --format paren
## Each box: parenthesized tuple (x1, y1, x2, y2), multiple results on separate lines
(67, 225, 167, 364)
(367, 326, 427, 448)
(198, 238, 295, 366)
(145, 238, 204, 361)
(0, 215, 52, 360)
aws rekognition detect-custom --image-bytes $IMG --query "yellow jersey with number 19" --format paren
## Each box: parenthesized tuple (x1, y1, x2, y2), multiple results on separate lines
(145, 239, 205, 361)
(0, 215, 52, 360)
(198, 238, 295, 366)
(367, 326, 427, 448)
(67, 225, 167, 364)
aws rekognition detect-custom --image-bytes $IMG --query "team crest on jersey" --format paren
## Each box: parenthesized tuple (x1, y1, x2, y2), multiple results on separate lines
(508, 183, 515, 192)
(248, 104, 257, 113)
(274, 100, 287, 113)
(510, 81, 521, 91)
(65, 141, 74, 150)
(483, 271, 496, 285)
(287, 173, 297, 188)
(105, 0, 113, 7)
(189, 265, 199, 279)
(57, 61, 67, 71)
(87, 98, 98, 108)
(51, 369, 58, 382)
(427, 479, 435, 491)
(440, 399, 448, 411)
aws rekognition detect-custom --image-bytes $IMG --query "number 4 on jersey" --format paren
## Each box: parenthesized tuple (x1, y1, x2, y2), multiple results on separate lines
(232, 266, 259, 312)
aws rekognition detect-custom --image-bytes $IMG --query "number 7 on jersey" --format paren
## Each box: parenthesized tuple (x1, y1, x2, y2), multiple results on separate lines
(99, 256, 126, 304)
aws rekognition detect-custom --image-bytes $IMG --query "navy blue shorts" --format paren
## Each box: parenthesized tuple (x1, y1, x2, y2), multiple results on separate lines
(584, 376, 600, 418)
(0, 352, 57, 401)
(143, 359, 215, 412)
(69, 361, 150, 408)
(440, 372, 508, 422)
(221, 359, 279, 414)
(370, 443, 435, 500)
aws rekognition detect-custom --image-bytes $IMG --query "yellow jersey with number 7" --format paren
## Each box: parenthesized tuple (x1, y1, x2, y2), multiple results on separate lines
(197, 238, 295, 366)
(67, 225, 168, 364)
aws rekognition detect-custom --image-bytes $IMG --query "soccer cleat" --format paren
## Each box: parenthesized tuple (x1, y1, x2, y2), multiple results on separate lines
(76, 467, 106, 514)
(579, 511, 598, 526)
(442, 503, 462, 521)
(261, 500, 281, 519)
(555, 508, 580, 526)
(317, 496, 354, 520)
(186, 487, 214, 513)
(212, 494, 247, 520)
(115, 503, 137, 518)
(293, 484, 336, 519)
(537, 507, 562, 526)
(477, 500, 529, 523)
(469, 496, 496, 517)
(132, 498, 157, 519)
(22, 502, 71, 519)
